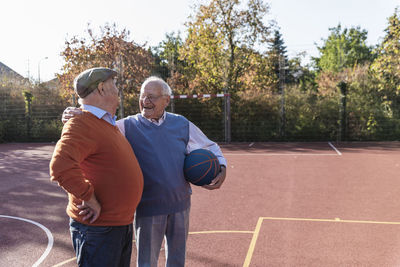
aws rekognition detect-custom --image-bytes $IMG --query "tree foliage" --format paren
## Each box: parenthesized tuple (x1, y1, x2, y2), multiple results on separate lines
(153, 32, 192, 94)
(58, 23, 154, 116)
(370, 9, 400, 98)
(180, 0, 273, 95)
(267, 29, 289, 92)
(5, 4, 400, 142)
(315, 24, 373, 73)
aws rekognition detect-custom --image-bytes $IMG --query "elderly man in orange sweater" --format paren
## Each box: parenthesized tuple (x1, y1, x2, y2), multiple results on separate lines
(49, 67, 144, 267)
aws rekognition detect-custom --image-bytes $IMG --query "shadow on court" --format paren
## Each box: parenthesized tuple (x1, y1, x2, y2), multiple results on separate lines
(2, 142, 400, 266)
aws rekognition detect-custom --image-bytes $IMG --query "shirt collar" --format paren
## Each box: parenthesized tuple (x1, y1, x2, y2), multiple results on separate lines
(81, 104, 117, 126)
(144, 111, 166, 126)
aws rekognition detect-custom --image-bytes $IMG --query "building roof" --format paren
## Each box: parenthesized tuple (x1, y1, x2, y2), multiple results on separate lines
(0, 61, 30, 86)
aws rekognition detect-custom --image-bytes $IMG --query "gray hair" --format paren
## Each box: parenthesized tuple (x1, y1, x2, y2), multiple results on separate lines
(140, 76, 172, 96)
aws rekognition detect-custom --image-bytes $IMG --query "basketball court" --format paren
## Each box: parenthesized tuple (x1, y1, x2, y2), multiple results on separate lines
(1, 142, 400, 266)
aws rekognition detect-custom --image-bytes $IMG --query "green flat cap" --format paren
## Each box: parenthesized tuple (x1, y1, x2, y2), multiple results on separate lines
(74, 67, 118, 98)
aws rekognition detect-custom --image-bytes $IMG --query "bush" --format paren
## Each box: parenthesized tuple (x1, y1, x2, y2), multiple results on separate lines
(31, 119, 63, 142)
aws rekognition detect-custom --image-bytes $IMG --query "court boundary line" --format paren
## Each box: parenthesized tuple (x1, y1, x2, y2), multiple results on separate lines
(328, 141, 342, 155)
(261, 216, 400, 225)
(0, 215, 54, 267)
(243, 217, 263, 267)
(225, 142, 341, 156)
(243, 216, 400, 267)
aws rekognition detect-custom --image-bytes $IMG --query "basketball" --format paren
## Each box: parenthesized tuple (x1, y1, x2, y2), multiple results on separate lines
(184, 149, 220, 186)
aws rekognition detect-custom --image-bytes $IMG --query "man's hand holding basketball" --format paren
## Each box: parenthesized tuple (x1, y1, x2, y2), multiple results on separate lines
(202, 165, 226, 190)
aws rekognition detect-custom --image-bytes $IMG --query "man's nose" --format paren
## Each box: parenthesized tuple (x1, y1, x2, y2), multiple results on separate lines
(142, 96, 152, 102)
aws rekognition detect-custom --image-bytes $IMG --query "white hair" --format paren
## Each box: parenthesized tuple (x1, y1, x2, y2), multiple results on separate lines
(140, 76, 172, 96)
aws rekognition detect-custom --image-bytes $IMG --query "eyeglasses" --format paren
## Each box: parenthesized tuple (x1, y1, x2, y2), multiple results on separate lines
(139, 94, 166, 102)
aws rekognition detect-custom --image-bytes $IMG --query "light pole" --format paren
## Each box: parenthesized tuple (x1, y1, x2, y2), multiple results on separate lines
(38, 57, 48, 84)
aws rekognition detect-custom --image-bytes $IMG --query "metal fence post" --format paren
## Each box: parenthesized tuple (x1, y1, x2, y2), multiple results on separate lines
(119, 88, 124, 118)
(338, 81, 347, 141)
(23, 91, 33, 140)
(224, 88, 231, 143)
(279, 55, 286, 139)
(170, 94, 175, 113)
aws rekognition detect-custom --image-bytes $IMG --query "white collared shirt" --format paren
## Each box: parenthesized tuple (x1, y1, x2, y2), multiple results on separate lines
(116, 111, 227, 166)
(143, 111, 167, 126)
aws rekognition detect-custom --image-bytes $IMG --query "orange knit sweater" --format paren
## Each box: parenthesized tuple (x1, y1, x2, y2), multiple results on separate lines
(50, 111, 143, 226)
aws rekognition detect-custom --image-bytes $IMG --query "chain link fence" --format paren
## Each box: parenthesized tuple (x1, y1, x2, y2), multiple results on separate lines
(0, 89, 65, 143)
(2, 87, 400, 143)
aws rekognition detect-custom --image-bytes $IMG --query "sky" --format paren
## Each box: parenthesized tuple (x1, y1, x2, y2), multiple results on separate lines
(1, 0, 399, 82)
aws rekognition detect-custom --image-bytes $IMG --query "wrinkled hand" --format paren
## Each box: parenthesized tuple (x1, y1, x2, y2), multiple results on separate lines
(77, 194, 101, 223)
(202, 165, 226, 190)
(62, 107, 82, 124)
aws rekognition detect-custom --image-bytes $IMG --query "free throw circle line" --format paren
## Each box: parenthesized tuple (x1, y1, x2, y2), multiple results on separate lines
(0, 215, 54, 267)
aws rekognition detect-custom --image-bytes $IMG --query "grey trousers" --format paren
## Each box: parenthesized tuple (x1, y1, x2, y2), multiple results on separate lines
(134, 208, 190, 267)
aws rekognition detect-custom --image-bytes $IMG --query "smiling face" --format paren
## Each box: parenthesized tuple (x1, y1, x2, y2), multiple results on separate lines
(139, 81, 170, 120)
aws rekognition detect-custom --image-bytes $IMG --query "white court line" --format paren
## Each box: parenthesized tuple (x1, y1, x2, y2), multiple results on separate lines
(225, 142, 342, 156)
(328, 142, 342, 155)
(0, 215, 54, 267)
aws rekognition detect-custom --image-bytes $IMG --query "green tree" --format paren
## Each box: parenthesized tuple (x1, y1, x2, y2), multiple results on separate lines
(315, 24, 373, 73)
(152, 32, 188, 93)
(180, 0, 272, 95)
(370, 9, 400, 99)
(267, 29, 288, 92)
(287, 53, 318, 92)
(369, 8, 400, 129)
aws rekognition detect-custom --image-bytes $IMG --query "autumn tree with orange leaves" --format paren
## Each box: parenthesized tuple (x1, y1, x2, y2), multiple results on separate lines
(58, 23, 154, 117)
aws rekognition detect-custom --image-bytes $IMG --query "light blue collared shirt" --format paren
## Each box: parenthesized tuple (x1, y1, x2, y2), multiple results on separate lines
(81, 104, 117, 126)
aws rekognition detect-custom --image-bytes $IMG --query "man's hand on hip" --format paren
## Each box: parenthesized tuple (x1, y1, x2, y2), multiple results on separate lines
(77, 193, 101, 223)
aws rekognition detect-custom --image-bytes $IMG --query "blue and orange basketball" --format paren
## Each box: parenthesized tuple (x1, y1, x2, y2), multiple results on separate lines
(184, 149, 220, 186)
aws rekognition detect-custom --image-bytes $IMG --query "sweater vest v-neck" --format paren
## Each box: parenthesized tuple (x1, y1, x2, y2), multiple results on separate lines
(124, 112, 191, 217)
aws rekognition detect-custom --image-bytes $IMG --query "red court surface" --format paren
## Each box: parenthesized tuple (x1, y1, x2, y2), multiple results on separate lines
(1, 142, 400, 266)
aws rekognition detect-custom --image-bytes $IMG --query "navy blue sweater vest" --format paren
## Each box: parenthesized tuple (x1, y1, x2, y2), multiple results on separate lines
(124, 112, 191, 217)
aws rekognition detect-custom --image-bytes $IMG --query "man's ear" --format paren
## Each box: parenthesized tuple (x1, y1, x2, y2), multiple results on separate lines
(97, 82, 105, 96)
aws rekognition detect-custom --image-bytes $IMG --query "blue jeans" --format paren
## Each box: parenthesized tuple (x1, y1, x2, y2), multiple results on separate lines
(69, 219, 133, 267)
(134, 208, 190, 267)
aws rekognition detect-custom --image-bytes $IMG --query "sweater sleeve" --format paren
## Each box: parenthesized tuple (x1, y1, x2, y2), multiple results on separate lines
(187, 121, 227, 166)
(49, 116, 96, 201)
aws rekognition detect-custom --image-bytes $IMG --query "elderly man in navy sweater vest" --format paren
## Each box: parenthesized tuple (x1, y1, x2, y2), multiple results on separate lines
(118, 77, 226, 267)
(63, 76, 227, 267)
